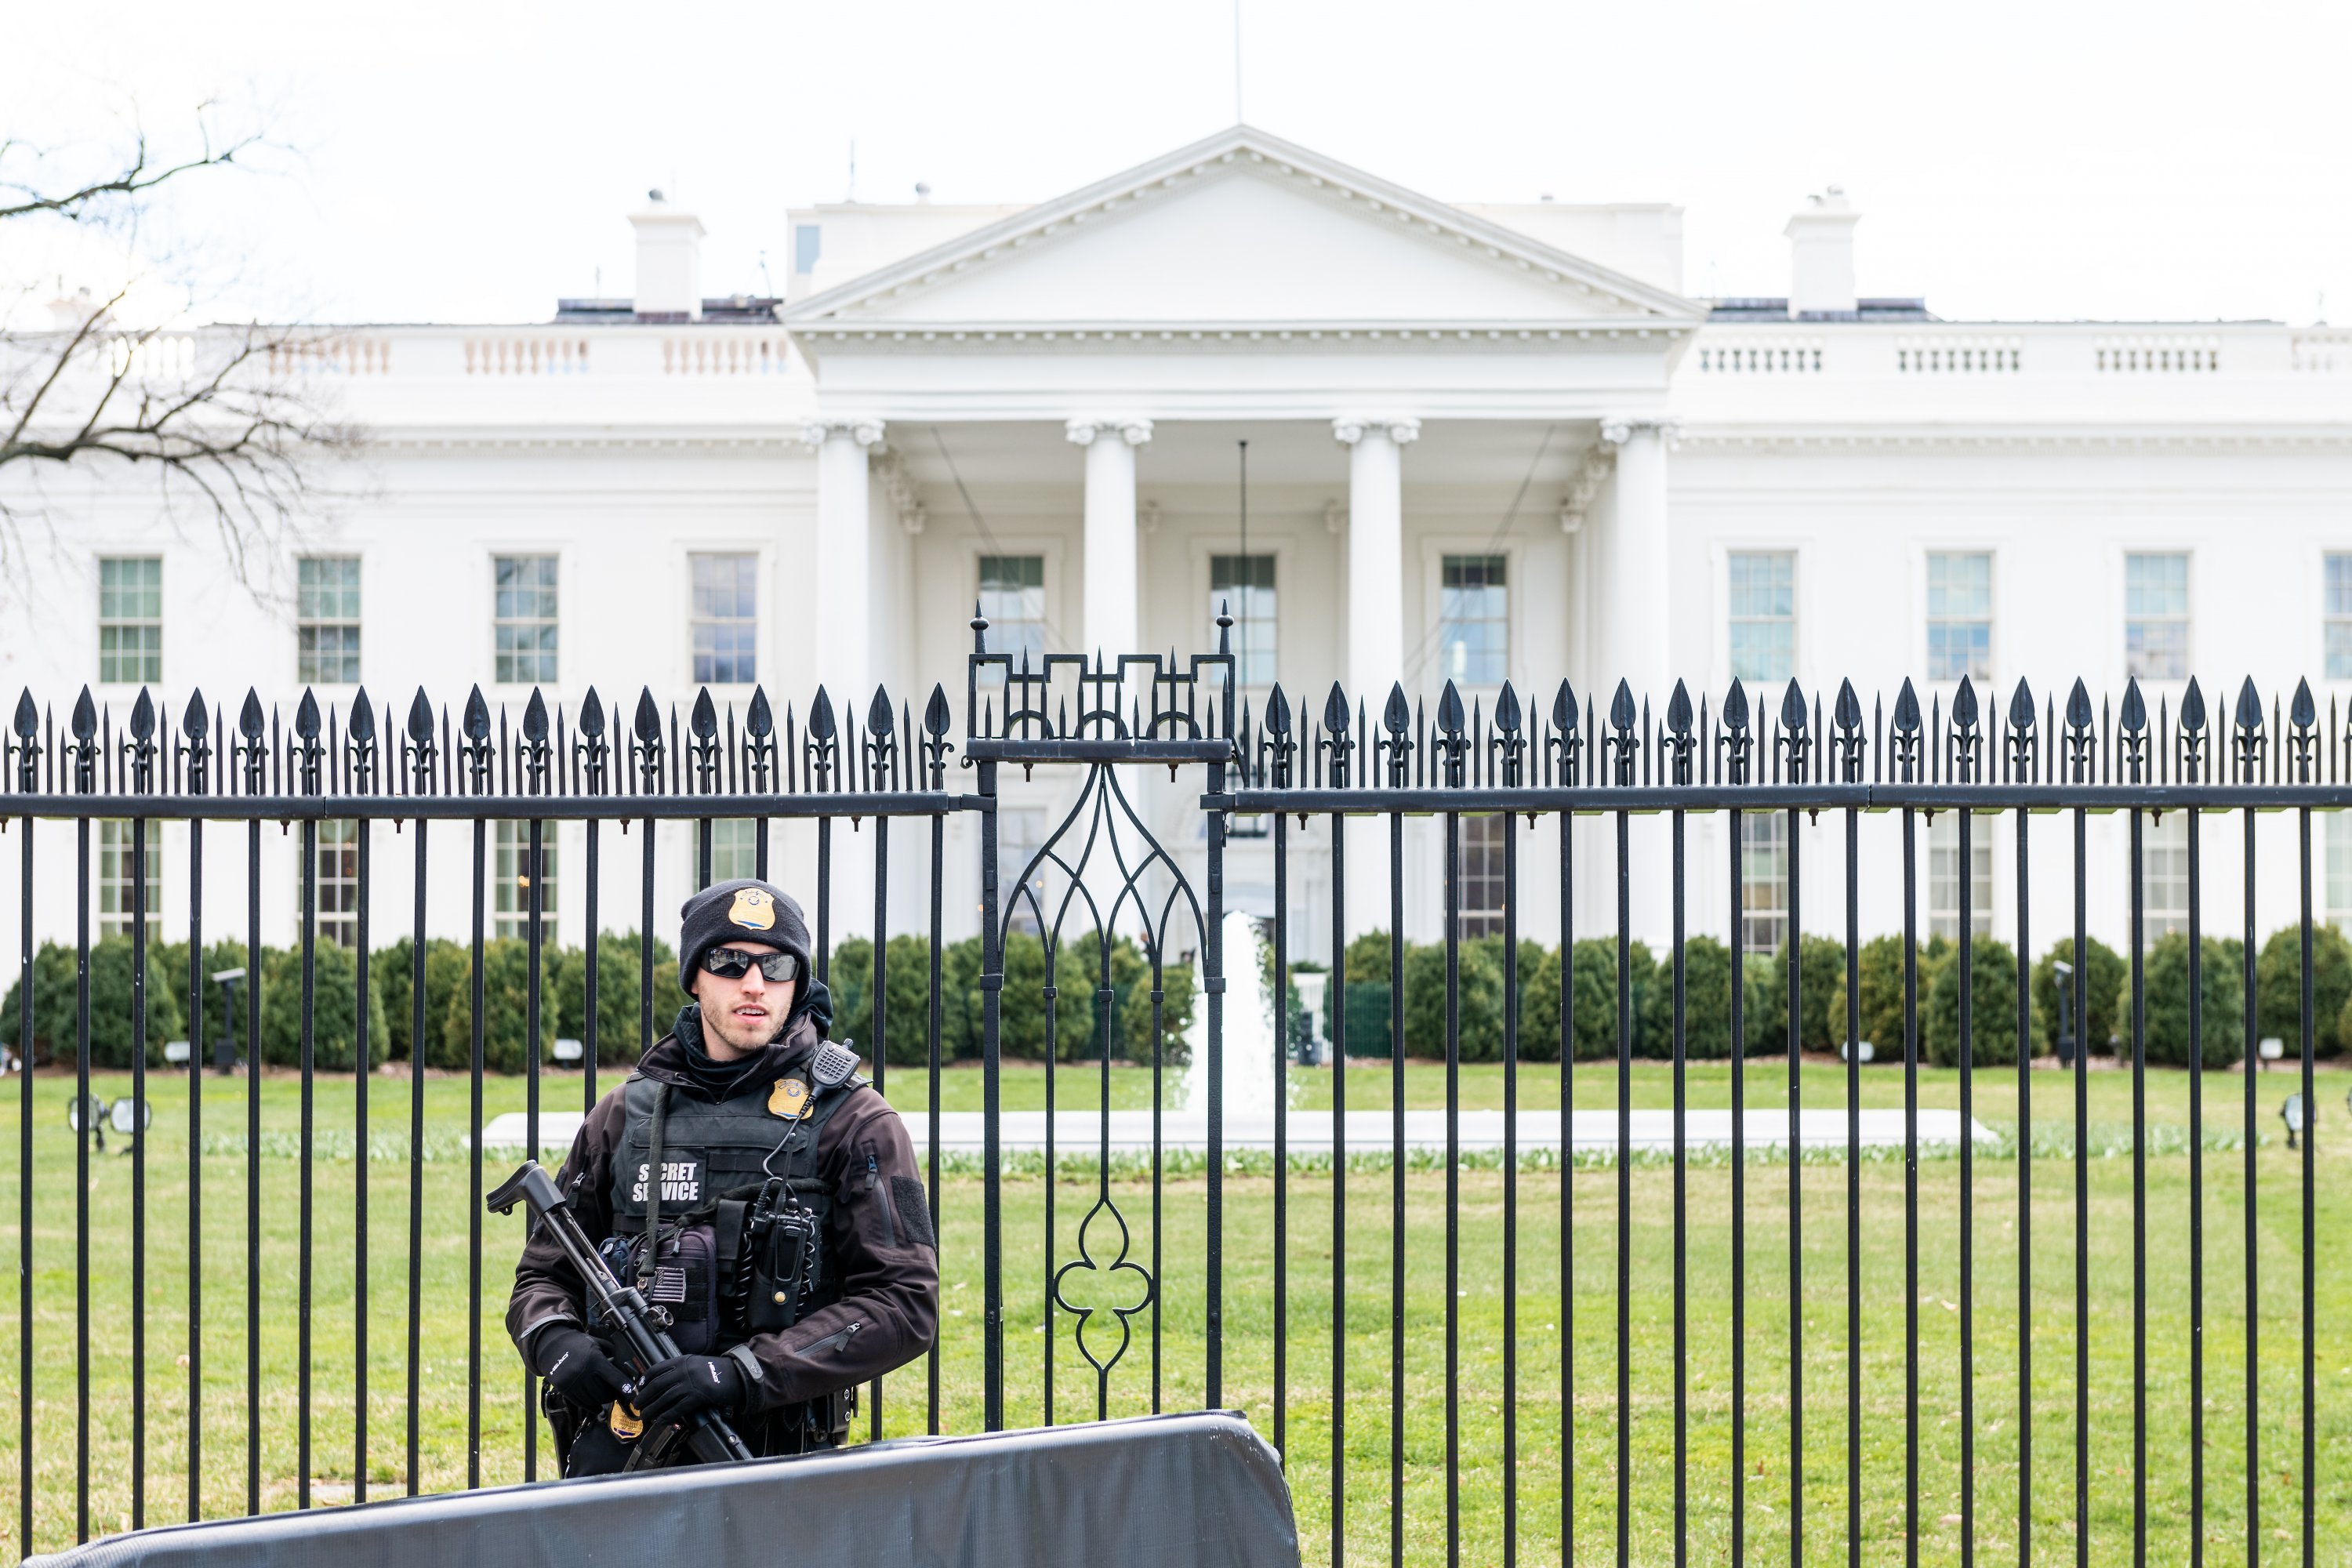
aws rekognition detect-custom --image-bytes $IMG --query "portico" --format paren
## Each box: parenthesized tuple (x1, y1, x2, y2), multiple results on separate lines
(784, 125, 1703, 735)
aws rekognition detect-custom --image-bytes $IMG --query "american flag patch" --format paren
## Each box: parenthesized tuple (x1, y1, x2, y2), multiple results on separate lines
(649, 1265, 688, 1305)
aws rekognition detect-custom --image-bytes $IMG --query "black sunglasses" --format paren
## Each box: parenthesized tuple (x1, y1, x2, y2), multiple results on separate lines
(700, 948, 800, 983)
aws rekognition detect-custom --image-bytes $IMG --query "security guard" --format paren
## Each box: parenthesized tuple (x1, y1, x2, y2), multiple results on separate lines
(506, 879, 939, 1475)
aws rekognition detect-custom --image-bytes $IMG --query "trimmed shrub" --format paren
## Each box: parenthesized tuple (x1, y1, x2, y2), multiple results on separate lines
(1401, 938, 1505, 1060)
(2031, 935, 2125, 1059)
(1925, 937, 2020, 1067)
(2134, 931, 2244, 1069)
(436, 938, 558, 1073)
(0, 937, 185, 1069)
(554, 931, 677, 1065)
(1641, 934, 1736, 1060)
(257, 941, 392, 1071)
(1828, 934, 1913, 1060)
(2255, 923, 2352, 1058)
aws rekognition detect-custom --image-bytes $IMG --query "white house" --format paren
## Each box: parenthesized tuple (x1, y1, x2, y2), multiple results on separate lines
(6, 125, 2351, 973)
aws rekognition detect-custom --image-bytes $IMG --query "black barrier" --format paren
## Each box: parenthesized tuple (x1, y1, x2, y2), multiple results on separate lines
(20, 1411, 1298, 1568)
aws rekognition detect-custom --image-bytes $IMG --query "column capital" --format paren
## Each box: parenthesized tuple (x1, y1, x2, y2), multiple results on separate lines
(1332, 416, 1420, 447)
(798, 416, 887, 449)
(1598, 416, 1681, 448)
(1065, 416, 1153, 447)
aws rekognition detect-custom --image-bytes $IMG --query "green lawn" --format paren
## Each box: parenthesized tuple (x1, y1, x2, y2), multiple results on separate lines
(0, 1059, 2345, 1566)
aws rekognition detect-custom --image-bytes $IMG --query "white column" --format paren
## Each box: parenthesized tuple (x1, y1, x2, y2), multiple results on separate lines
(1334, 417, 1418, 710)
(1335, 416, 1417, 941)
(801, 417, 885, 702)
(1600, 416, 1676, 950)
(798, 416, 885, 942)
(1599, 417, 1675, 702)
(1067, 417, 1152, 660)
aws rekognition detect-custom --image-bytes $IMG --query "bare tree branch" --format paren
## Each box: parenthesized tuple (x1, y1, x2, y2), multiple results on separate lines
(0, 109, 361, 602)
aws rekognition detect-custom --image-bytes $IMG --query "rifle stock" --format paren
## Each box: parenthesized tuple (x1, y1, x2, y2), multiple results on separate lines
(490, 1159, 755, 1466)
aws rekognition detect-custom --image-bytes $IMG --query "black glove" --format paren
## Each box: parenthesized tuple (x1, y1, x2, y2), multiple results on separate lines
(532, 1327, 631, 1407)
(637, 1352, 747, 1431)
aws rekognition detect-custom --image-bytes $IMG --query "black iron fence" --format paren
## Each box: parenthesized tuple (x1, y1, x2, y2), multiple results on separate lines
(0, 630, 2345, 1566)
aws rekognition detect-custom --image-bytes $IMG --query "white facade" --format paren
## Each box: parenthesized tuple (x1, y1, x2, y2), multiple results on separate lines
(7, 125, 2352, 964)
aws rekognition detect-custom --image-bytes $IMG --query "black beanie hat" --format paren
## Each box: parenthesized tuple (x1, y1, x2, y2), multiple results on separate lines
(677, 878, 814, 996)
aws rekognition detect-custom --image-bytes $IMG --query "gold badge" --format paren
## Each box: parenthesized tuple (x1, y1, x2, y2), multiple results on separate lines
(769, 1077, 810, 1120)
(728, 886, 778, 931)
(608, 1401, 644, 1440)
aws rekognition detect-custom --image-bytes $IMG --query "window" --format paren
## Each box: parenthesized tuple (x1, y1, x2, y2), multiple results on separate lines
(793, 224, 822, 275)
(978, 556, 1046, 670)
(493, 821, 559, 942)
(2329, 815, 2352, 935)
(2125, 553, 2188, 681)
(1000, 807, 1049, 935)
(1739, 812, 1788, 953)
(96, 820, 162, 942)
(493, 556, 560, 684)
(1211, 554, 1276, 686)
(1728, 551, 1795, 684)
(1928, 813, 1994, 942)
(1457, 815, 1508, 939)
(1439, 554, 1508, 685)
(297, 557, 361, 684)
(2140, 812, 2189, 942)
(707, 818, 760, 884)
(690, 554, 757, 684)
(2327, 555, 2352, 681)
(98, 557, 162, 684)
(310, 820, 360, 948)
(1926, 552, 1991, 681)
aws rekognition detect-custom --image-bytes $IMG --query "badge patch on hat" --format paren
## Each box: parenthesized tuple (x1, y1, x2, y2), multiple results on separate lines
(728, 887, 778, 931)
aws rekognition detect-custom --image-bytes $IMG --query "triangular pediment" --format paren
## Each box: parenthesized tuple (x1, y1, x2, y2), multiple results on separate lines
(785, 126, 1700, 333)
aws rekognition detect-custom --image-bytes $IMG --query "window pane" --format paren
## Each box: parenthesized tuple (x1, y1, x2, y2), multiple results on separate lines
(978, 556, 1047, 669)
(1928, 813, 1994, 942)
(1000, 807, 1049, 935)
(97, 558, 162, 684)
(1727, 551, 1795, 684)
(2328, 555, 2352, 681)
(1439, 554, 1508, 686)
(1457, 814, 1508, 939)
(708, 818, 760, 884)
(1926, 552, 1992, 681)
(2330, 815, 2352, 935)
(309, 819, 361, 948)
(1210, 554, 1276, 686)
(96, 820, 163, 942)
(691, 554, 758, 684)
(493, 821, 559, 941)
(2123, 554, 2189, 681)
(493, 557, 559, 684)
(1740, 812, 1788, 953)
(2140, 813, 2189, 942)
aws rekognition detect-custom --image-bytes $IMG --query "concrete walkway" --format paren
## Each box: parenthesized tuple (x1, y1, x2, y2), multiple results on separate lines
(480, 1105, 1994, 1157)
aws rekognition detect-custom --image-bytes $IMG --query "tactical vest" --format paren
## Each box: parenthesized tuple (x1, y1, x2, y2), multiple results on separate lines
(604, 1047, 863, 1348)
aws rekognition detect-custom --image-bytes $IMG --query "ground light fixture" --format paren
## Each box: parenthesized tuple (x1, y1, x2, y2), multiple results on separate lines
(209, 966, 245, 1073)
(2281, 1092, 2307, 1149)
(2053, 959, 2075, 1068)
(65, 1092, 150, 1154)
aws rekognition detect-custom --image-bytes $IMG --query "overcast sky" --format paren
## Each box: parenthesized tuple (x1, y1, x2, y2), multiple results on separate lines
(9, 0, 2350, 328)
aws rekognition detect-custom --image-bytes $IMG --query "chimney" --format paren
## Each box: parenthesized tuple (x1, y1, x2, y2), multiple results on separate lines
(630, 189, 705, 321)
(1784, 187, 1860, 320)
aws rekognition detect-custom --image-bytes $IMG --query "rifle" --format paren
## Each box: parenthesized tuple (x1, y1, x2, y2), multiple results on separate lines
(488, 1160, 755, 1466)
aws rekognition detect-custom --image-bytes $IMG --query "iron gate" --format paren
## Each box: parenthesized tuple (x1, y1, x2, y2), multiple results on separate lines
(0, 623, 2345, 1566)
